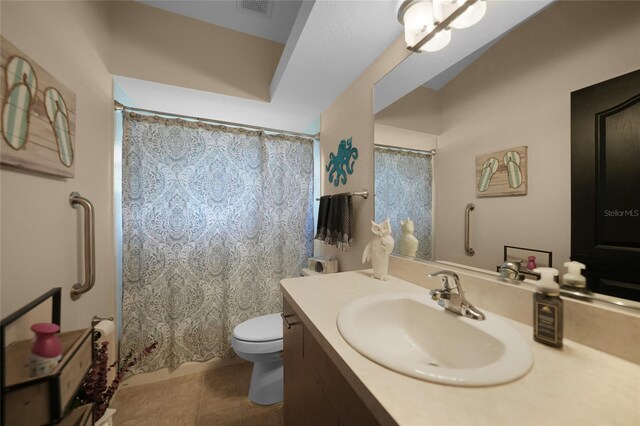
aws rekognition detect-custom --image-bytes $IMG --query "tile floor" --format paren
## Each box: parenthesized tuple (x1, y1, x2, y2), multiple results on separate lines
(111, 362, 282, 426)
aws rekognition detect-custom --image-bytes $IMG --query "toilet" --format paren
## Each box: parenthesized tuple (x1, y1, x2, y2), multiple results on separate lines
(231, 313, 283, 405)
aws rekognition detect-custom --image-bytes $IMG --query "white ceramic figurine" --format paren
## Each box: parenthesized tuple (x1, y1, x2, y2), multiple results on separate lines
(362, 219, 395, 280)
(399, 218, 419, 258)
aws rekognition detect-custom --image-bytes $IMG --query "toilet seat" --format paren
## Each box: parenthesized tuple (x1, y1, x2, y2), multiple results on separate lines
(232, 313, 283, 355)
(233, 313, 282, 342)
(231, 337, 282, 355)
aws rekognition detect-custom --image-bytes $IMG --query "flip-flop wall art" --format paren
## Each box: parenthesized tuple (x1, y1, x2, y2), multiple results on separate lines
(1, 36, 77, 177)
(2, 57, 37, 150)
(44, 87, 73, 167)
(478, 157, 499, 192)
(503, 150, 522, 189)
(475, 146, 527, 197)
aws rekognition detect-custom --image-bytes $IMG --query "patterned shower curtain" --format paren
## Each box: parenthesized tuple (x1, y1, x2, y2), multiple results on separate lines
(121, 112, 314, 373)
(375, 146, 433, 260)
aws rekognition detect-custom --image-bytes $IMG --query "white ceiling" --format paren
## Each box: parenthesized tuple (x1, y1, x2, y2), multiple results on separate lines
(138, 0, 303, 44)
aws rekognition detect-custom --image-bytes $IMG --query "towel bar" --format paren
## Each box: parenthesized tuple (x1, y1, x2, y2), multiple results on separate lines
(315, 190, 369, 201)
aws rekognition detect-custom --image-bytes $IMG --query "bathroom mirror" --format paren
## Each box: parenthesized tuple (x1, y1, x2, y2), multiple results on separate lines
(373, 1, 640, 306)
(373, 96, 437, 261)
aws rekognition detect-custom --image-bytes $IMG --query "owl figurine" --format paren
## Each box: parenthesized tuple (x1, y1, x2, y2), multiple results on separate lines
(399, 218, 419, 258)
(362, 218, 395, 280)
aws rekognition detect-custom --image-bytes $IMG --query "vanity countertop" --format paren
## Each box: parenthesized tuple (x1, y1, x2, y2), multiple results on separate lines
(280, 270, 639, 426)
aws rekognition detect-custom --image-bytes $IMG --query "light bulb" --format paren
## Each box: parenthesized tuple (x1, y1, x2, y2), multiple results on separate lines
(433, 0, 455, 23)
(451, 0, 486, 29)
(402, 1, 434, 47)
(420, 28, 451, 52)
(433, 0, 486, 29)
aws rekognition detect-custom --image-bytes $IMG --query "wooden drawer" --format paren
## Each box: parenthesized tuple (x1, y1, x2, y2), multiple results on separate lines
(4, 329, 93, 425)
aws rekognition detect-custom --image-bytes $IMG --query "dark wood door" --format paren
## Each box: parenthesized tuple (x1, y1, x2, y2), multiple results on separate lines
(571, 69, 640, 301)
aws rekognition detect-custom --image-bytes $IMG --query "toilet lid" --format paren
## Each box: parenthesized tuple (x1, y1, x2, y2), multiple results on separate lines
(233, 313, 283, 342)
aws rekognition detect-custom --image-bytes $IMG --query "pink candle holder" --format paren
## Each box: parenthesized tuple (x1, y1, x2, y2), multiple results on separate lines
(29, 323, 62, 377)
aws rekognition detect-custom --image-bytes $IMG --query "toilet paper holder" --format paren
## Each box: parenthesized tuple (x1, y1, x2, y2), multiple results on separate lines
(91, 315, 114, 329)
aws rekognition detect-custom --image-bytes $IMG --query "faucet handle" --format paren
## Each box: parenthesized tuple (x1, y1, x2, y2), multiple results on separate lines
(428, 271, 485, 321)
(429, 289, 442, 301)
(428, 270, 460, 290)
(430, 289, 450, 309)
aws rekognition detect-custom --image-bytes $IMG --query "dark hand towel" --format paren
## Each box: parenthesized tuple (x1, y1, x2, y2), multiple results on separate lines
(324, 195, 353, 251)
(315, 195, 331, 241)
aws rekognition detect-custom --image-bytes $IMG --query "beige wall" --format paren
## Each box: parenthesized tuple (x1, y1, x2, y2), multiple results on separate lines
(374, 123, 436, 152)
(1, 1, 115, 330)
(109, 1, 284, 102)
(318, 37, 410, 270)
(373, 84, 440, 149)
(375, 86, 441, 135)
(435, 1, 640, 270)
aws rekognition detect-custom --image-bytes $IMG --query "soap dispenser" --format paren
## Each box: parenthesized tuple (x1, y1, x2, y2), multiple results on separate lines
(562, 261, 586, 289)
(532, 267, 563, 348)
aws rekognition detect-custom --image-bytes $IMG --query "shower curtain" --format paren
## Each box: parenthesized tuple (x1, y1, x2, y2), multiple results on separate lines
(121, 112, 314, 373)
(375, 146, 433, 260)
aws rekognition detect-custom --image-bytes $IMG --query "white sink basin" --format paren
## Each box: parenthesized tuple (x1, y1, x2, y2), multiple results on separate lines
(337, 292, 533, 386)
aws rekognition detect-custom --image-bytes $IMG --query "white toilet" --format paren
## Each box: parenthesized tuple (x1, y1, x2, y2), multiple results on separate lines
(231, 313, 283, 405)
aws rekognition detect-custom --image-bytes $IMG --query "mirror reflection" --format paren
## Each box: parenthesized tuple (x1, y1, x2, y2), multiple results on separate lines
(373, 0, 640, 304)
(373, 118, 436, 260)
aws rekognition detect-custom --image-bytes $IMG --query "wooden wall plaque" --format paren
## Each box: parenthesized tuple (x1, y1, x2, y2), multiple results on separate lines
(476, 146, 528, 197)
(1, 36, 77, 178)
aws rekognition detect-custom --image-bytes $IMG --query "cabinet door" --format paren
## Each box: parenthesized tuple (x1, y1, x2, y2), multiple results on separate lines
(283, 299, 304, 423)
(303, 327, 380, 426)
(282, 299, 338, 426)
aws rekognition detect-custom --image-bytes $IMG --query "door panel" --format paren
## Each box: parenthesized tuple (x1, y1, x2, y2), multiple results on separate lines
(571, 69, 640, 301)
(598, 97, 640, 246)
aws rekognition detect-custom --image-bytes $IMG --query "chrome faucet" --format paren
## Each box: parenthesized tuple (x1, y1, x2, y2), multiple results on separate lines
(428, 270, 486, 321)
(499, 261, 525, 282)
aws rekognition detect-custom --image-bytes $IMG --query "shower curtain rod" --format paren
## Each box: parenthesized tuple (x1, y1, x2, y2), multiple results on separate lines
(114, 101, 319, 139)
(375, 143, 436, 156)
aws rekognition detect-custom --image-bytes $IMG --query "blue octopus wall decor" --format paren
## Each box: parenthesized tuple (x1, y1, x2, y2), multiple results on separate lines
(326, 137, 358, 187)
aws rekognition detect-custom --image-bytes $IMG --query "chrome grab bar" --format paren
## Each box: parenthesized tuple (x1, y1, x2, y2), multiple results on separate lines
(465, 203, 475, 257)
(69, 192, 95, 300)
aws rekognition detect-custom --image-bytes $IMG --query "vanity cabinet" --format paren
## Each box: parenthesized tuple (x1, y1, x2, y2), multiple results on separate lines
(282, 298, 394, 426)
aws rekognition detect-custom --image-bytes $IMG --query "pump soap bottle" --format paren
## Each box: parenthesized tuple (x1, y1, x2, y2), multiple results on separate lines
(562, 261, 586, 289)
(532, 267, 563, 348)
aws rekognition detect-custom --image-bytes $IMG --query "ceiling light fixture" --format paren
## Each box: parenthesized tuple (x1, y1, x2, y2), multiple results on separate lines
(397, 0, 486, 53)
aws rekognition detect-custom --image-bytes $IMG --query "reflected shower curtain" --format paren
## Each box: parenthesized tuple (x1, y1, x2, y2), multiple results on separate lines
(121, 113, 314, 373)
(375, 146, 433, 259)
